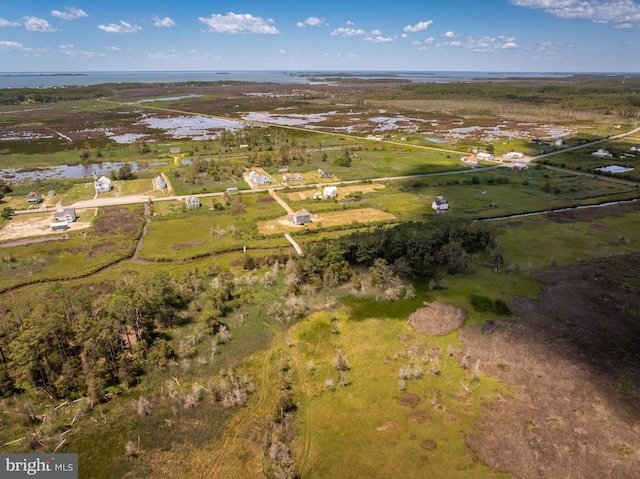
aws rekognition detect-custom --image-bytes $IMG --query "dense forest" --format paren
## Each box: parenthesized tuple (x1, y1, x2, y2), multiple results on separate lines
(0, 85, 114, 105)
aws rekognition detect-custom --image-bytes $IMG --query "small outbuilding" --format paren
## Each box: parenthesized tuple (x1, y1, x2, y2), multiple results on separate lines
(592, 148, 613, 158)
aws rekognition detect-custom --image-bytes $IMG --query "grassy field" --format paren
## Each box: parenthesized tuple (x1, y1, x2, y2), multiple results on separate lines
(0, 205, 144, 292)
(290, 312, 508, 479)
(139, 193, 288, 260)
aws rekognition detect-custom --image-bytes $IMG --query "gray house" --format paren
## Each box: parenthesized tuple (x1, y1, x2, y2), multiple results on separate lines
(53, 207, 77, 223)
(154, 176, 167, 189)
(287, 209, 312, 225)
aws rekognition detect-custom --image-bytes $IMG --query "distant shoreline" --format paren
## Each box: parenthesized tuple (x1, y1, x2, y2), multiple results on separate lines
(0, 73, 87, 77)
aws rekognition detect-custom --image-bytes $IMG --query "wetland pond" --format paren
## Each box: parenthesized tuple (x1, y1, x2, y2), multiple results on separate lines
(0, 161, 169, 183)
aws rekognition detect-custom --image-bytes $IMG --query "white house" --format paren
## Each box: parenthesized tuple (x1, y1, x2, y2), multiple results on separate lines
(323, 186, 338, 199)
(503, 152, 524, 160)
(185, 195, 200, 208)
(94, 172, 112, 193)
(592, 148, 613, 158)
(553, 139, 565, 146)
(249, 170, 271, 185)
(283, 173, 304, 182)
(154, 176, 167, 189)
(53, 207, 76, 223)
(432, 196, 450, 214)
(476, 152, 496, 161)
(511, 162, 528, 170)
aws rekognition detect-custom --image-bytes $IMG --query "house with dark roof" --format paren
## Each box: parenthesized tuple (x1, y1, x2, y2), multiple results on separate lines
(432, 196, 450, 214)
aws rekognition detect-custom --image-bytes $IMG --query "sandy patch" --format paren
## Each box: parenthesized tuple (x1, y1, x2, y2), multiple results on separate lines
(0, 214, 91, 242)
(408, 302, 467, 336)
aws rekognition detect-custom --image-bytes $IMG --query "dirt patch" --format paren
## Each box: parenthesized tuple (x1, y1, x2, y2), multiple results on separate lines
(545, 201, 640, 223)
(408, 302, 467, 336)
(421, 439, 438, 450)
(399, 393, 421, 408)
(376, 421, 395, 432)
(462, 253, 640, 479)
(407, 410, 431, 424)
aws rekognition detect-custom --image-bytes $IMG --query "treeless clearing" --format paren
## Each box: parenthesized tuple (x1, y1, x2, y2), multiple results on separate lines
(257, 207, 396, 234)
(0, 211, 93, 242)
(286, 183, 385, 202)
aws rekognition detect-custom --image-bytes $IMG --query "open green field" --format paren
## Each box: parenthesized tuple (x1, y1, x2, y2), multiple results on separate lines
(139, 193, 288, 260)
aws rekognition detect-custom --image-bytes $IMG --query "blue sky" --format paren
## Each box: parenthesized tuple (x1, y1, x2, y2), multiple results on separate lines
(0, 0, 638, 72)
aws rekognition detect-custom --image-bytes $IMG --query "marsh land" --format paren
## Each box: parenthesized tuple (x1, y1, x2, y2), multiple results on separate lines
(0, 74, 639, 479)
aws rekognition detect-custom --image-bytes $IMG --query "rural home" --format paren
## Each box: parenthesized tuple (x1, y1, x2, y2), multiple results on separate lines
(170, 147, 181, 155)
(503, 151, 524, 160)
(26, 191, 42, 204)
(53, 207, 76, 223)
(249, 170, 271, 185)
(154, 176, 167, 189)
(462, 156, 480, 165)
(283, 173, 304, 182)
(323, 186, 338, 199)
(318, 168, 334, 178)
(432, 196, 450, 214)
(553, 139, 565, 146)
(287, 209, 312, 225)
(592, 148, 613, 158)
(511, 162, 528, 170)
(476, 152, 496, 161)
(185, 196, 200, 208)
(93, 173, 112, 193)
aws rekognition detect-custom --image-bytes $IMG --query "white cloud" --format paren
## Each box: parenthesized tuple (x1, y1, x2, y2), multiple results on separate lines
(425, 37, 435, 44)
(106, 46, 121, 51)
(371, 29, 382, 35)
(511, 0, 640, 26)
(51, 7, 88, 21)
(279, 49, 287, 53)
(365, 35, 394, 43)
(443, 31, 457, 38)
(403, 20, 433, 33)
(199, 12, 279, 34)
(153, 15, 175, 28)
(330, 27, 366, 37)
(296, 17, 326, 27)
(23, 16, 56, 32)
(0, 40, 26, 50)
(613, 22, 634, 28)
(148, 51, 179, 60)
(0, 18, 21, 27)
(98, 21, 142, 33)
